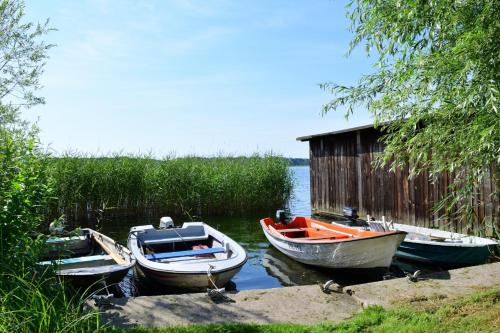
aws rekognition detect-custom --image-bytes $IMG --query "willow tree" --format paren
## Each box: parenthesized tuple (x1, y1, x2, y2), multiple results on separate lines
(1, 0, 52, 122)
(322, 0, 499, 231)
(0, 0, 53, 263)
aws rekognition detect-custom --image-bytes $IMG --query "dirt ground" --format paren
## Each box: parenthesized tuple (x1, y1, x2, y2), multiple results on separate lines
(99, 262, 500, 328)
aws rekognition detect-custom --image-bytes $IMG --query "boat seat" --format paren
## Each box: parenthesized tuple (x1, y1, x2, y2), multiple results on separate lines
(38, 254, 112, 266)
(274, 228, 304, 233)
(294, 236, 340, 240)
(142, 235, 208, 245)
(145, 247, 225, 261)
(46, 236, 87, 244)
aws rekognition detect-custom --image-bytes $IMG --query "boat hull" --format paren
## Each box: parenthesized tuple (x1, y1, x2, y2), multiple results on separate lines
(135, 262, 244, 290)
(58, 266, 131, 288)
(263, 230, 405, 269)
(396, 241, 495, 267)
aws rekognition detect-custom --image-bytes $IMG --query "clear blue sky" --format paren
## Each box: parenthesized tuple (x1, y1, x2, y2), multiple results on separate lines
(24, 0, 373, 158)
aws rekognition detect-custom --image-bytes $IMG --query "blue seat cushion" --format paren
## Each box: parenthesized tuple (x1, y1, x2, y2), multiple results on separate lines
(145, 247, 225, 261)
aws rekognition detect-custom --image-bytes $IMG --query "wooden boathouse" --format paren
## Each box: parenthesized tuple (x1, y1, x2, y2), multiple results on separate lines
(297, 124, 499, 234)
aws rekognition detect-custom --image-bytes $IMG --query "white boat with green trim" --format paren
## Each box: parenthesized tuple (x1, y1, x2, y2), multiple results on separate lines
(40, 228, 135, 287)
(367, 219, 498, 267)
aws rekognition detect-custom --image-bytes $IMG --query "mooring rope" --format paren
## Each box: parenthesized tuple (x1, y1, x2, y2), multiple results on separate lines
(206, 264, 234, 303)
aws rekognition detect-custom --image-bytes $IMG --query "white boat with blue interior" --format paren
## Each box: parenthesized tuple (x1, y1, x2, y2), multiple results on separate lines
(128, 217, 247, 291)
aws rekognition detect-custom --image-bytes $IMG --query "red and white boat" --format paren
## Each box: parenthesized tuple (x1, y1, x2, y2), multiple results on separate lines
(260, 216, 406, 269)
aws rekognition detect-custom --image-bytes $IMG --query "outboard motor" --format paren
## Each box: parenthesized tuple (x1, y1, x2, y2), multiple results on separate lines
(49, 217, 66, 235)
(159, 216, 174, 229)
(342, 207, 358, 220)
(276, 209, 291, 224)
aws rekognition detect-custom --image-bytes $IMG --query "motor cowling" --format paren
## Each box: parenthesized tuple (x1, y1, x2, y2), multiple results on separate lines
(159, 216, 174, 229)
(342, 207, 358, 219)
(276, 210, 291, 224)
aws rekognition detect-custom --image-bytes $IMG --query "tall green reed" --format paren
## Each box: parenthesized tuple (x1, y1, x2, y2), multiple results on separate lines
(48, 153, 293, 222)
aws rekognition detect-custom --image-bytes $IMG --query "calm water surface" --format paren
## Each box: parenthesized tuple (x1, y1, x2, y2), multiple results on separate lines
(99, 166, 425, 295)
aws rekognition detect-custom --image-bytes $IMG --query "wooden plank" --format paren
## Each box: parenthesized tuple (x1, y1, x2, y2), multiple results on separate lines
(274, 228, 304, 233)
(92, 234, 126, 265)
(356, 135, 364, 217)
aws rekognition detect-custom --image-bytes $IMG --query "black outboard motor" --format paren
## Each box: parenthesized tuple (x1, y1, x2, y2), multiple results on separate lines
(342, 206, 358, 220)
(276, 209, 292, 224)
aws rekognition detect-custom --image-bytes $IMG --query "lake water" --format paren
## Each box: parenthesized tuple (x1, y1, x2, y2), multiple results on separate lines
(100, 166, 424, 295)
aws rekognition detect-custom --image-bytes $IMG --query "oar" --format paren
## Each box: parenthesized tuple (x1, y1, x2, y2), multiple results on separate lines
(92, 234, 126, 265)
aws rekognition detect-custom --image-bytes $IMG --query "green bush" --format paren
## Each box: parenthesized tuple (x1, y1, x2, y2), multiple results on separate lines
(0, 119, 101, 333)
(0, 125, 52, 265)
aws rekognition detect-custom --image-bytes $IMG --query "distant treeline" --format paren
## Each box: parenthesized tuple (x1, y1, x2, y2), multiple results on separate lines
(288, 158, 309, 166)
(47, 154, 293, 222)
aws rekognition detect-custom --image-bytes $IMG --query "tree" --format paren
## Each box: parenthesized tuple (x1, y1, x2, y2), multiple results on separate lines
(322, 0, 499, 230)
(0, 0, 52, 125)
(0, 0, 53, 262)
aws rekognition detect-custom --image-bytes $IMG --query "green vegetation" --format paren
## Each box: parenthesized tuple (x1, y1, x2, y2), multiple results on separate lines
(322, 0, 499, 227)
(0, 1, 101, 332)
(48, 154, 293, 221)
(109, 287, 499, 332)
(0, 269, 102, 332)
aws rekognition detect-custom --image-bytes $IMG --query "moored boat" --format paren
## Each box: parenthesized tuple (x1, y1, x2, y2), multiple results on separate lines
(367, 219, 498, 267)
(128, 217, 247, 291)
(260, 215, 406, 269)
(39, 228, 135, 287)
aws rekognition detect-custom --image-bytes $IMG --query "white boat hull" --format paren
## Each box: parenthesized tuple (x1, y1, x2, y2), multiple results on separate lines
(263, 229, 405, 269)
(135, 262, 244, 289)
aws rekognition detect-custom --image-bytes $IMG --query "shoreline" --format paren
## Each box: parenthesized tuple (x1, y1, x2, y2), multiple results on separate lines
(99, 262, 500, 328)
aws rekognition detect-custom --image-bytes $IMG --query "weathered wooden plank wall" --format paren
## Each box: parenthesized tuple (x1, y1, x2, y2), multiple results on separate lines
(308, 128, 499, 235)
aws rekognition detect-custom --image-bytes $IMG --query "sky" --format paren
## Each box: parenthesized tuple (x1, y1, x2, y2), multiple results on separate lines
(24, 0, 374, 158)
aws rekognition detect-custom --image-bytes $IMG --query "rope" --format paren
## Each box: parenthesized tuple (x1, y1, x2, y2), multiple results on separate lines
(206, 264, 234, 303)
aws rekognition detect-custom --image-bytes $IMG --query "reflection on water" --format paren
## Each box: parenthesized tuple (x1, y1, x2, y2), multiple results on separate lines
(96, 166, 433, 296)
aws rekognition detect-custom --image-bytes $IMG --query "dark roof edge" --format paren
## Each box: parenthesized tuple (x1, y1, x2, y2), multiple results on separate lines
(296, 123, 377, 141)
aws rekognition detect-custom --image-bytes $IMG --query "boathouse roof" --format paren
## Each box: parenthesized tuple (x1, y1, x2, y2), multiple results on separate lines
(296, 123, 377, 141)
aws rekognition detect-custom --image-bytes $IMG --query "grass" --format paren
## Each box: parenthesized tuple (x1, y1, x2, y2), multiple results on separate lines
(0, 268, 102, 333)
(106, 288, 499, 333)
(48, 153, 293, 222)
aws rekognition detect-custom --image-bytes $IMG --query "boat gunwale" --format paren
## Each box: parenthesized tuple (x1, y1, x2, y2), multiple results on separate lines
(136, 257, 247, 276)
(367, 222, 498, 247)
(400, 238, 497, 247)
(129, 222, 247, 274)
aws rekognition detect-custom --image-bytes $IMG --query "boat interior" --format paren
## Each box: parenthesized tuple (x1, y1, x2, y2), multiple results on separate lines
(41, 231, 116, 269)
(262, 216, 387, 240)
(135, 225, 232, 263)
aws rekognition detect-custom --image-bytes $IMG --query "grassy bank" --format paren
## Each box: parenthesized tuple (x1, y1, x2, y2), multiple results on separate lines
(48, 154, 293, 222)
(0, 268, 102, 332)
(109, 287, 499, 332)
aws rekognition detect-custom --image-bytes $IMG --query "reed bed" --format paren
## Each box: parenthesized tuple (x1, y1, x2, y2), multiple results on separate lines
(48, 154, 293, 221)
